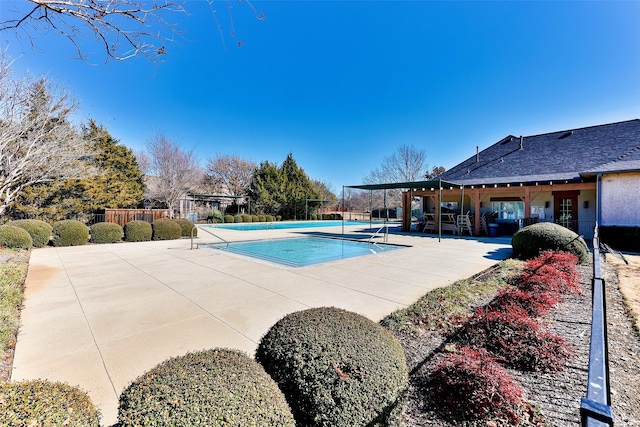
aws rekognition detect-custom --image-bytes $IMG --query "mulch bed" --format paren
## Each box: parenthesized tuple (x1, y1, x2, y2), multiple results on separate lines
(391, 259, 640, 426)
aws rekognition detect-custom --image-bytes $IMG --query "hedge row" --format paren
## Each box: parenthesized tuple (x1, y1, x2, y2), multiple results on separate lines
(310, 213, 344, 220)
(0, 219, 197, 248)
(222, 214, 278, 223)
(435, 250, 580, 423)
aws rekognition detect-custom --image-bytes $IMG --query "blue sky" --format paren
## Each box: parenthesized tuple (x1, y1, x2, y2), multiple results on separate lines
(2, 1, 639, 192)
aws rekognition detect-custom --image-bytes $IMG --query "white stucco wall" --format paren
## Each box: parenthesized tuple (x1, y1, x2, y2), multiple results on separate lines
(600, 172, 640, 226)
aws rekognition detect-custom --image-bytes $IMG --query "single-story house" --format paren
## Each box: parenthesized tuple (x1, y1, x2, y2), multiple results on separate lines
(400, 119, 640, 247)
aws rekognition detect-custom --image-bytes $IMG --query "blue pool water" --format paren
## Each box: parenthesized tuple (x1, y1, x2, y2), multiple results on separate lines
(205, 237, 403, 267)
(207, 220, 370, 231)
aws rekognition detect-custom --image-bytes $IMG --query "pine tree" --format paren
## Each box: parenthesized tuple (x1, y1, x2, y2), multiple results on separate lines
(81, 120, 145, 209)
(10, 121, 144, 221)
(247, 154, 320, 219)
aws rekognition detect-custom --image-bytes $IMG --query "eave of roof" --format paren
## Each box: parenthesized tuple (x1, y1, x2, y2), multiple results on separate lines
(345, 179, 460, 191)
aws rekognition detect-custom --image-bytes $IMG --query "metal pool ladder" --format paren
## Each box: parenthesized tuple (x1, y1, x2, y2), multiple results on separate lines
(191, 226, 229, 250)
(368, 224, 389, 244)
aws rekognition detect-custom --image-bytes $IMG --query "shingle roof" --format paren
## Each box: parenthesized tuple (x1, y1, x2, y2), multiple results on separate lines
(441, 119, 640, 185)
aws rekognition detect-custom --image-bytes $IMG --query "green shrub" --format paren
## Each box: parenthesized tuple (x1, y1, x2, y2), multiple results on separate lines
(172, 219, 196, 237)
(256, 307, 408, 427)
(51, 220, 89, 247)
(276, 215, 282, 221)
(152, 219, 182, 241)
(235, 214, 243, 223)
(0, 380, 100, 426)
(10, 219, 51, 248)
(266, 215, 274, 222)
(0, 225, 33, 249)
(249, 215, 257, 222)
(258, 215, 266, 222)
(224, 214, 235, 223)
(118, 349, 295, 427)
(209, 209, 224, 223)
(511, 222, 589, 263)
(310, 214, 317, 220)
(89, 222, 123, 244)
(124, 220, 152, 242)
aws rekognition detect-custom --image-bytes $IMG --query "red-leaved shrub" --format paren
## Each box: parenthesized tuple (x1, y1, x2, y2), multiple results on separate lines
(489, 286, 561, 317)
(457, 305, 573, 372)
(514, 251, 582, 297)
(431, 346, 525, 424)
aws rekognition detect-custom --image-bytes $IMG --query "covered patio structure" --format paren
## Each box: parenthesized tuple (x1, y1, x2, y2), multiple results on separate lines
(343, 179, 461, 240)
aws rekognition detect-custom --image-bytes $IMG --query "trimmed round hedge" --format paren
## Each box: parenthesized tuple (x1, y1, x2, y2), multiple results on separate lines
(124, 220, 152, 242)
(90, 222, 123, 244)
(151, 219, 182, 241)
(0, 379, 100, 426)
(256, 307, 409, 427)
(224, 214, 235, 223)
(172, 219, 196, 237)
(10, 219, 51, 248)
(118, 349, 295, 427)
(51, 220, 89, 247)
(0, 225, 33, 249)
(511, 222, 589, 263)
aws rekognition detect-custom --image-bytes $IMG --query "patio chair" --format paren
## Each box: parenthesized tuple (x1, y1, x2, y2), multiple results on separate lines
(440, 213, 459, 234)
(458, 212, 473, 236)
(421, 213, 436, 233)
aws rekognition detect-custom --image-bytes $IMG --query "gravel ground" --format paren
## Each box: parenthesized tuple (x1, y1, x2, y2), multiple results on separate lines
(393, 258, 640, 426)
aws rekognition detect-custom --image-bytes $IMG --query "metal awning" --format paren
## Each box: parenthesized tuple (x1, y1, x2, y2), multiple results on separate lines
(342, 179, 463, 241)
(344, 179, 461, 191)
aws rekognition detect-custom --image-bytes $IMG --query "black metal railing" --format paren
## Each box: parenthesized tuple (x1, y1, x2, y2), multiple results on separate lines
(554, 219, 597, 240)
(580, 224, 613, 426)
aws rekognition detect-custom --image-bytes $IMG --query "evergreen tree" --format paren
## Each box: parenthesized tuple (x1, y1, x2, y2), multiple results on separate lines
(10, 121, 144, 221)
(247, 153, 320, 219)
(82, 120, 145, 209)
(280, 153, 320, 219)
(248, 161, 283, 215)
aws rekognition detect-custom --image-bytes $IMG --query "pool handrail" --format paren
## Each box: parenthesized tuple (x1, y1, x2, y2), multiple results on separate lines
(368, 224, 389, 244)
(191, 225, 229, 250)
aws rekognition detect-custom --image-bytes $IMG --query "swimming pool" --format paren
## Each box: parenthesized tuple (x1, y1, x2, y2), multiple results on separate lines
(207, 220, 372, 231)
(205, 237, 403, 267)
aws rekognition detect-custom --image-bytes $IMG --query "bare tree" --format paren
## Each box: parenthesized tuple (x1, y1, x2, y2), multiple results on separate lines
(134, 149, 151, 175)
(145, 132, 200, 217)
(0, 0, 265, 63)
(311, 180, 337, 205)
(363, 144, 429, 185)
(362, 144, 429, 207)
(205, 153, 256, 197)
(0, 54, 94, 216)
(426, 165, 446, 179)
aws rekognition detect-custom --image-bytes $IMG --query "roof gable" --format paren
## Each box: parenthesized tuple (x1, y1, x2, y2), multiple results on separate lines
(441, 119, 640, 185)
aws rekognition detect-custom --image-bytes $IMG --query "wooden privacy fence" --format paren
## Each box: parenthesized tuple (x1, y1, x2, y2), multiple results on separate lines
(97, 209, 170, 227)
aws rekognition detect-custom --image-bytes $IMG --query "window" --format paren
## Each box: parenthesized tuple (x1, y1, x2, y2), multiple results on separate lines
(492, 201, 524, 220)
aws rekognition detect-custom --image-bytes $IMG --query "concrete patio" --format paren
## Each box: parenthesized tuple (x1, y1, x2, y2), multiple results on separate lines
(11, 224, 512, 426)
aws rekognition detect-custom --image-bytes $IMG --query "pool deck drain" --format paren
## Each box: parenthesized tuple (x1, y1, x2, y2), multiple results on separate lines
(11, 225, 511, 426)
